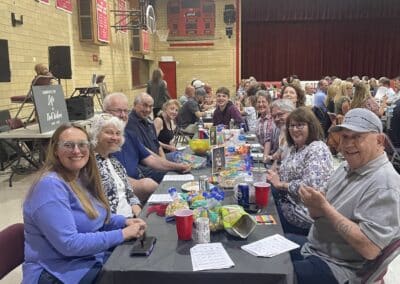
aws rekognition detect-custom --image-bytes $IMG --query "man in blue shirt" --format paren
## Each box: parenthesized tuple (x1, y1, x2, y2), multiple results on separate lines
(104, 93, 191, 203)
(313, 79, 329, 109)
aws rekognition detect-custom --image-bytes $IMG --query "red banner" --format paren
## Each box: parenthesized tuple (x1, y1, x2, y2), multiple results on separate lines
(96, 0, 109, 43)
(142, 30, 150, 53)
(118, 0, 128, 33)
(56, 0, 72, 13)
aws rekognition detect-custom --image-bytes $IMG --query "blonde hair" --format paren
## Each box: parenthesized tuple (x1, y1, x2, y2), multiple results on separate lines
(325, 85, 340, 106)
(350, 82, 371, 109)
(162, 99, 180, 111)
(27, 123, 110, 220)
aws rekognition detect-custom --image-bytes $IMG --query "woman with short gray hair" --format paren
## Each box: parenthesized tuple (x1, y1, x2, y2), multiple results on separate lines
(89, 113, 142, 217)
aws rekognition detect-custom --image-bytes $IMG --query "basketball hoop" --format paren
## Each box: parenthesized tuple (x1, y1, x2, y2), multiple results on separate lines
(146, 5, 156, 34)
(157, 29, 169, 42)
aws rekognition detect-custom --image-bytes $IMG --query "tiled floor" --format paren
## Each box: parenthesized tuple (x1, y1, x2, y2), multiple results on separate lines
(0, 171, 399, 284)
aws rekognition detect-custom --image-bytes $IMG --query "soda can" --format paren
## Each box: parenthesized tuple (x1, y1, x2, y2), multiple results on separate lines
(195, 217, 210, 243)
(199, 175, 210, 192)
(237, 183, 250, 208)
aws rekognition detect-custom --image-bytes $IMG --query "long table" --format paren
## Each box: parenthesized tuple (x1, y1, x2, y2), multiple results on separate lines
(99, 168, 295, 284)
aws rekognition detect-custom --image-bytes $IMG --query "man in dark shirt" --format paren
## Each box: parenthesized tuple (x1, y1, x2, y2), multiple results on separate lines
(177, 87, 206, 134)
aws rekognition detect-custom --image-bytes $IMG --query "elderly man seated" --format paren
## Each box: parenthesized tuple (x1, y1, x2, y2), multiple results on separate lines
(103, 93, 190, 203)
(287, 108, 400, 284)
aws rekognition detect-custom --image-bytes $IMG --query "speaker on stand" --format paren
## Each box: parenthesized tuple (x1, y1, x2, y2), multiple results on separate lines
(48, 46, 72, 82)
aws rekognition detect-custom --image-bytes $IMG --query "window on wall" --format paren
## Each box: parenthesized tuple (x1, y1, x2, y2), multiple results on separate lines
(131, 57, 150, 88)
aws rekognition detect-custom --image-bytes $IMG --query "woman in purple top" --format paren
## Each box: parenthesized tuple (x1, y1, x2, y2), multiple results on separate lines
(23, 123, 147, 284)
(212, 87, 243, 128)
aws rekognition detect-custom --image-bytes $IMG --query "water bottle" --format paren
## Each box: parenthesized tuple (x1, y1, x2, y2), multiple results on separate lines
(198, 117, 204, 128)
(229, 118, 235, 129)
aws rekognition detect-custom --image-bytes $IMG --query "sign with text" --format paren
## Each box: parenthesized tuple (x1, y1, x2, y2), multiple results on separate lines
(32, 85, 69, 133)
(142, 30, 150, 53)
(56, 0, 72, 13)
(96, 0, 109, 43)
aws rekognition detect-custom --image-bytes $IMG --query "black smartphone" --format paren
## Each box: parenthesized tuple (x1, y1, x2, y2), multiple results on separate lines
(130, 236, 157, 256)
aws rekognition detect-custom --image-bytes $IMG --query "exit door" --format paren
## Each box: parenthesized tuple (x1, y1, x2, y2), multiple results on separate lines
(159, 61, 177, 99)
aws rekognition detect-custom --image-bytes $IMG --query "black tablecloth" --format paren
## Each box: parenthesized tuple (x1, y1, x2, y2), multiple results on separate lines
(98, 168, 294, 284)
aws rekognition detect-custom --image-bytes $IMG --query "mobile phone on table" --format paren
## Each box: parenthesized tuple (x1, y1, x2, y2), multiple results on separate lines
(130, 236, 157, 256)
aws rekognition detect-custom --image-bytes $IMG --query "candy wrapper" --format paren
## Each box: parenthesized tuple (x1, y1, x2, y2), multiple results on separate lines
(165, 187, 189, 221)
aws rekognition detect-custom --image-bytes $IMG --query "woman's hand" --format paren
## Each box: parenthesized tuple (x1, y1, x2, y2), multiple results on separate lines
(131, 205, 142, 218)
(122, 218, 147, 241)
(266, 169, 281, 189)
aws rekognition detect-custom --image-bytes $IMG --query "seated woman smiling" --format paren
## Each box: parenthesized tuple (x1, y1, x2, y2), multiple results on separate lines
(23, 123, 146, 284)
(90, 113, 142, 217)
(267, 107, 333, 235)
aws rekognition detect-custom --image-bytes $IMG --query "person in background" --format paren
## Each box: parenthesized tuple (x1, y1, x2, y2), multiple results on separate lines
(154, 100, 180, 160)
(304, 83, 315, 107)
(103, 92, 130, 122)
(255, 90, 277, 160)
(32, 63, 53, 86)
(147, 68, 170, 118)
(267, 107, 333, 235)
(369, 77, 379, 97)
(177, 86, 206, 134)
(350, 82, 384, 117)
(179, 85, 195, 106)
(291, 108, 400, 284)
(266, 99, 296, 166)
(325, 85, 340, 113)
(314, 79, 329, 109)
(281, 84, 306, 108)
(23, 123, 146, 283)
(212, 86, 244, 128)
(375, 77, 396, 104)
(90, 113, 142, 217)
(200, 84, 216, 111)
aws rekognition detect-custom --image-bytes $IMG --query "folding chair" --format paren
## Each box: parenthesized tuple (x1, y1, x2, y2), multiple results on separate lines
(0, 223, 24, 280)
(359, 238, 400, 284)
(384, 134, 400, 173)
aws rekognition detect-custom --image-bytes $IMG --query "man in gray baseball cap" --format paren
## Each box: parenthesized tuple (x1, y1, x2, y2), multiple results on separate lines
(287, 108, 400, 284)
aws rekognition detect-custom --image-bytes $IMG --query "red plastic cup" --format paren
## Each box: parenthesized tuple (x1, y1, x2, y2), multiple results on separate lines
(174, 209, 194, 240)
(254, 182, 270, 208)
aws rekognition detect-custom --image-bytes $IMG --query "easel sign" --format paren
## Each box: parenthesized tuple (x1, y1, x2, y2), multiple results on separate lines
(32, 85, 69, 133)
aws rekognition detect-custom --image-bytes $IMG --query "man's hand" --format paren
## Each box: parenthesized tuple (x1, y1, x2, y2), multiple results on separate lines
(299, 185, 328, 219)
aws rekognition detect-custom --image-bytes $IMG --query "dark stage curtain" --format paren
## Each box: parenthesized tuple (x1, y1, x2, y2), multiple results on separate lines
(242, 0, 400, 81)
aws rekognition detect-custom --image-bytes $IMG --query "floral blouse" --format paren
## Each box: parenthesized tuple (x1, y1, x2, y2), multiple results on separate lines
(276, 141, 333, 229)
(95, 153, 141, 214)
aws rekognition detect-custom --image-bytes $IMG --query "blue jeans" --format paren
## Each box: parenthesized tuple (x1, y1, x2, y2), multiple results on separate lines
(271, 186, 310, 236)
(38, 262, 102, 284)
(285, 234, 339, 284)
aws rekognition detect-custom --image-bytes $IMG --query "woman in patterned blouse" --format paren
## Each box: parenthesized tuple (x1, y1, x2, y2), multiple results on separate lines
(89, 113, 142, 218)
(267, 107, 334, 235)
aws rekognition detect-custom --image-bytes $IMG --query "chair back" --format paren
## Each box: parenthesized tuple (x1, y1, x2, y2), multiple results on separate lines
(361, 238, 400, 284)
(6, 118, 24, 130)
(0, 223, 24, 279)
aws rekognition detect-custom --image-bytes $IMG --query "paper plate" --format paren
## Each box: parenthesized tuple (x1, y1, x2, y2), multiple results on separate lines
(181, 181, 201, 192)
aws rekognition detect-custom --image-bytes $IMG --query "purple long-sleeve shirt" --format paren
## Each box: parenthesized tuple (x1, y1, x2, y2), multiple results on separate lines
(23, 172, 126, 284)
(212, 101, 244, 128)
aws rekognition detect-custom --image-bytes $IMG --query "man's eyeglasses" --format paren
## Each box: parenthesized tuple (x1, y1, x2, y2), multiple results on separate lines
(58, 141, 90, 152)
(107, 109, 129, 115)
(288, 123, 307, 130)
(272, 112, 285, 119)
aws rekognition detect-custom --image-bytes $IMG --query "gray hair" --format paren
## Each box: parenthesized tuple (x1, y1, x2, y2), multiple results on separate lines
(271, 99, 296, 113)
(89, 113, 126, 150)
(133, 92, 153, 106)
(103, 92, 128, 111)
(256, 90, 272, 104)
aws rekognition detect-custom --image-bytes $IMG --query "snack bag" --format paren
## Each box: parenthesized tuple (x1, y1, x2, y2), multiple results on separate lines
(220, 205, 256, 238)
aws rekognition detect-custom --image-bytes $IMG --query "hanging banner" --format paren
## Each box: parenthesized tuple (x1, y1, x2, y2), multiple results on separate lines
(118, 0, 128, 33)
(142, 30, 150, 53)
(56, 0, 72, 13)
(39, 0, 50, 5)
(96, 0, 110, 43)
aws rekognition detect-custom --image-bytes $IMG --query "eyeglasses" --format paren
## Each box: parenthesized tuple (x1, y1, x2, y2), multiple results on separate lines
(272, 112, 285, 119)
(107, 109, 129, 115)
(58, 141, 90, 152)
(288, 123, 307, 130)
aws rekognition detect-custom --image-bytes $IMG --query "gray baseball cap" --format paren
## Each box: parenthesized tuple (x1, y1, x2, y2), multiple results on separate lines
(330, 108, 383, 133)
